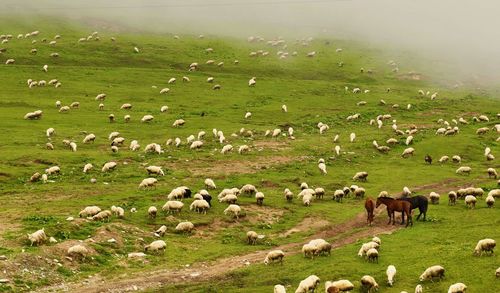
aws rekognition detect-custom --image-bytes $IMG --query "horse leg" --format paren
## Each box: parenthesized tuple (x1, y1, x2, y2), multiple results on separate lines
(387, 210, 392, 225)
(401, 210, 405, 225)
(392, 211, 396, 225)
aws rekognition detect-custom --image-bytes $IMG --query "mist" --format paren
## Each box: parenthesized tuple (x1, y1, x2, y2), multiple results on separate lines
(3, 0, 500, 85)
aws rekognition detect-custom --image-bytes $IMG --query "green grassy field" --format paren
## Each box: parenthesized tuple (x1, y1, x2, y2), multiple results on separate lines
(0, 17, 499, 292)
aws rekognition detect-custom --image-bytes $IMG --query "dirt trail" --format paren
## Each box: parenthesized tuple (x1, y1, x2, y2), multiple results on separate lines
(38, 207, 399, 293)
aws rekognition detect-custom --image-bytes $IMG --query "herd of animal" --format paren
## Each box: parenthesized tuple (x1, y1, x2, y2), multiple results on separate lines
(2, 26, 500, 292)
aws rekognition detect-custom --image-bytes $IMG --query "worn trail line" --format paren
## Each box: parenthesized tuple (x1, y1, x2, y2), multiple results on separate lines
(38, 207, 400, 293)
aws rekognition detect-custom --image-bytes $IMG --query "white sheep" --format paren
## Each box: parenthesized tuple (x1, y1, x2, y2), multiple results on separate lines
(456, 166, 471, 175)
(92, 210, 112, 221)
(139, 178, 158, 189)
(465, 195, 477, 209)
(154, 225, 167, 237)
(366, 248, 379, 262)
(325, 280, 354, 292)
(488, 168, 498, 179)
(448, 283, 467, 293)
(102, 161, 117, 172)
(141, 114, 154, 122)
(274, 284, 286, 293)
(111, 205, 125, 218)
(83, 133, 96, 143)
(264, 250, 285, 265)
(360, 275, 378, 293)
(175, 221, 194, 233)
(415, 284, 423, 293)
(474, 238, 496, 255)
(489, 189, 500, 198)
(146, 166, 164, 176)
(173, 119, 185, 127)
(486, 195, 495, 208)
(401, 147, 415, 158)
(353, 171, 368, 181)
(67, 244, 89, 260)
(221, 144, 233, 154)
(350, 132, 356, 142)
(204, 178, 216, 189)
(162, 200, 184, 214)
(429, 192, 440, 204)
(272, 128, 282, 137)
(83, 163, 93, 173)
(295, 275, 320, 293)
(190, 140, 203, 149)
(282, 105, 288, 112)
(419, 265, 445, 282)
(27, 229, 47, 246)
(224, 204, 242, 219)
(238, 145, 249, 154)
(45, 166, 60, 175)
(255, 192, 265, 205)
(144, 143, 162, 154)
(386, 265, 396, 286)
(144, 240, 166, 254)
(318, 159, 327, 175)
(190, 200, 210, 214)
(160, 105, 169, 113)
(439, 156, 449, 163)
(245, 112, 252, 119)
(79, 206, 101, 218)
(148, 206, 157, 218)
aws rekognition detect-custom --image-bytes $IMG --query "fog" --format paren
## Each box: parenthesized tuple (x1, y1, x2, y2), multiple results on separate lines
(3, 0, 500, 84)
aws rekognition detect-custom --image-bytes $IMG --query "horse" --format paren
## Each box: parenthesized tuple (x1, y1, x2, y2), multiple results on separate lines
(376, 196, 413, 227)
(400, 195, 428, 221)
(364, 197, 375, 226)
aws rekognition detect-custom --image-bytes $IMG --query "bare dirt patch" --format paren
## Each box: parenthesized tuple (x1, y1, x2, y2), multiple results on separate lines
(253, 140, 290, 151)
(279, 217, 330, 237)
(244, 205, 284, 225)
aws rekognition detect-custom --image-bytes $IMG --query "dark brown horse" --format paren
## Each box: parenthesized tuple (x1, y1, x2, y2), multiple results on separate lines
(364, 197, 375, 226)
(376, 196, 413, 227)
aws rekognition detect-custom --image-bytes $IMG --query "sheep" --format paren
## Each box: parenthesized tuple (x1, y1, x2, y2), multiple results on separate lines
(334, 189, 344, 202)
(314, 187, 325, 200)
(144, 240, 166, 254)
(474, 238, 496, 256)
(255, 192, 265, 205)
(452, 155, 461, 163)
(325, 280, 354, 292)
(402, 147, 415, 158)
(405, 135, 414, 145)
(45, 166, 60, 175)
(486, 195, 495, 208)
(240, 184, 257, 196)
(403, 186, 412, 197)
(448, 191, 457, 205)
(264, 250, 284, 265)
(175, 221, 194, 233)
(91, 210, 112, 221)
(438, 156, 449, 163)
(317, 159, 327, 175)
(69, 142, 77, 152)
(300, 182, 309, 190)
(67, 245, 89, 260)
(173, 119, 185, 127)
(27, 229, 47, 246)
(221, 144, 233, 154)
(162, 200, 184, 214)
(83, 133, 96, 143)
(102, 161, 117, 172)
(238, 145, 250, 154)
(190, 140, 203, 149)
(360, 275, 379, 293)
(167, 186, 192, 200)
(274, 284, 286, 293)
(148, 206, 157, 219)
(146, 166, 164, 176)
(303, 193, 313, 206)
(429, 192, 440, 204)
(465, 195, 477, 209)
(141, 115, 154, 123)
(353, 171, 368, 181)
(488, 168, 498, 179)
(308, 239, 331, 256)
(144, 143, 162, 154)
(224, 204, 242, 219)
(83, 163, 93, 173)
(496, 267, 500, 278)
(358, 241, 379, 257)
(111, 205, 125, 218)
(120, 103, 132, 110)
(24, 110, 43, 120)
(284, 188, 293, 201)
(419, 265, 445, 282)
(219, 193, 238, 204)
(456, 166, 471, 175)
(154, 225, 167, 237)
(130, 140, 140, 151)
(29, 172, 42, 182)
(272, 128, 282, 137)
(295, 275, 320, 293)
(489, 189, 500, 198)
(282, 105, 288, 112)
(244, 112, 252, 119)
(190, 200, 210, 214)
(247, 231, 258, 245)
(447, 283, 467, 293)
(386, 265, 396, 286)
(366, 248, 379, 263)
(5, 58, 14, 64)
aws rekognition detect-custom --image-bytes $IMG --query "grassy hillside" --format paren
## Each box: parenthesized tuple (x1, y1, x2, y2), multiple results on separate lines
(0, 17, 498, 292)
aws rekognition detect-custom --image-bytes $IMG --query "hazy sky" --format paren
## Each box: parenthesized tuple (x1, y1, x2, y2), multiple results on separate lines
(3, 0, 499, 83)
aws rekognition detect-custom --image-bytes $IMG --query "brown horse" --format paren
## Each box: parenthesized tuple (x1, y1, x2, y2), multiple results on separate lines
(365, 197, 375, 226)
(376, 196, 413, 227)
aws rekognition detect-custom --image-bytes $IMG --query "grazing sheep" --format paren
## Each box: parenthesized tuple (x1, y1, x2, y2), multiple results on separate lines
(141, 115, 154, 123)
(284, 188, 293, 201)
(204, 178, 216, 189)
(429, 192, 440, 204)
(366, 248, 379, 263)
(83, 163, 93, 173)
(274, 284, 286, 293)
(221, 144, 233, 154)
(360, 275, 379, 293)
(29, 172, 41, 182)
(353, 171, 368, 181)
(144, 143, 162, 154)
(452, 155, 462, 163)
(91, 210, 112, 221)
(282, 105, 288, 112)
(240, 184, 257, 196)
(264, 250, 285, 265)
(419, 265, 445, 282)
(24, 110, 43, 120)
(465, 195, 477, 209)
(402, 147, 415, 158)
(102, 161, 117, 172)
(496, 267, 500, 278)
(162, 200, 184, 214)
(486, 195, 495, 208)
(154, 225, 167, 237)
(350, 132, 356, 142)
(173, 119, 185, 127)
(448, 191, 457, 205)
(79, 206, 101, 218)
(120, 103, 132, 110)
(303, 193, 313, 206)
(489, 189, 500, 198)
(83, 133, 96, 143)
(238, 145, 250, 154)
(144, 240, 166, 254)
(190, 140, 203, 149)
(67, 245, 89, 260)
(45, 166, 60, 175)
(190, 200, 210, 214)
(146, 166, 164, 176)
(439, 156, 449, 163)
(488, 168, 498, 179)
(314, 187, 325, 199)
(255, 192, 265, 205)
(224, 204, 242, 219)
(295, 275, 320, 293)
(325, 280, 354, 292)
(358, 241, 380, 257)
(27, 229, 47, 246)
(474, 238, 496, 256)
(111, 205, 125, 218)
(318, 159, 327, 175)
(175, 221, 194, 233)
(456, 166, 471, 175)
(272, 128, 282, 137)
(447, 283, 467, 293)
(387, 265, 396, 286)
(247, 231, 258, 245)
(148, 206, 157, 219)
(334, 189, 344, 202)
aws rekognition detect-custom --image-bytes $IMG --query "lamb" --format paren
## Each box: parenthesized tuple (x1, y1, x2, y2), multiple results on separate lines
(148, 206, 157, 219)
(264, 250, 285, 265)
(488, 168, 498, 179)
(27, 229, 47, 246)
(366, 248, 379, 263)
(456, 166, 471, 175)
(83, 163, 93, 173)
(353, 171, 368, 181)
(447, 283, 467, 293)
(173, 119, 185, 127)
(255, 192, 265, 205)
(360, 275, 379, 293)
(465, 195, 477, 209)
(284, 188, 293, 201)
(224, 204, 242, 219)
(295, 275, 320, 293)
(474, 238, 496, 256)
(190, 199, 210, 214)
(402, 147, 415, 158)
(83, 133, 96, 143)
(79, 206, 101, 217)
(386, 265, 396, 286)
(146, 166, 164, 176)
(274, 284, 286, 293)
(67, 244, 89, 260)
(247, 231, 258, 245)
(325, 280, 354, 292)
(429, 192, 440, 204)
(175, 221, 194, 233)
(141, 115, 154, 123)
(102, 161, 117, 172)
(419, 265, 445, 282)
(144, 240, 166, 254)
(162, 201, 184, 214)
(45, 166, 60, 175)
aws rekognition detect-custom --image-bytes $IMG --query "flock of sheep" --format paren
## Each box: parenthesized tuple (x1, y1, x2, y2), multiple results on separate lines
(2, 27, 500, 292)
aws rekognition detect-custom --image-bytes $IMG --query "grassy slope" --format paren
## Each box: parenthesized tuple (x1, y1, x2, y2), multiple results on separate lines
(0, 17, 499, 292)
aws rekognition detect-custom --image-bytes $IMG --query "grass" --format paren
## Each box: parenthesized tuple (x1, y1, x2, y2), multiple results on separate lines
(0, 16, 498, 292)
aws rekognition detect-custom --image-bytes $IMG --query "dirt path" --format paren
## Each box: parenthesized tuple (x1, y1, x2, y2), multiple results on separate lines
(38, 207, 399, 293)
